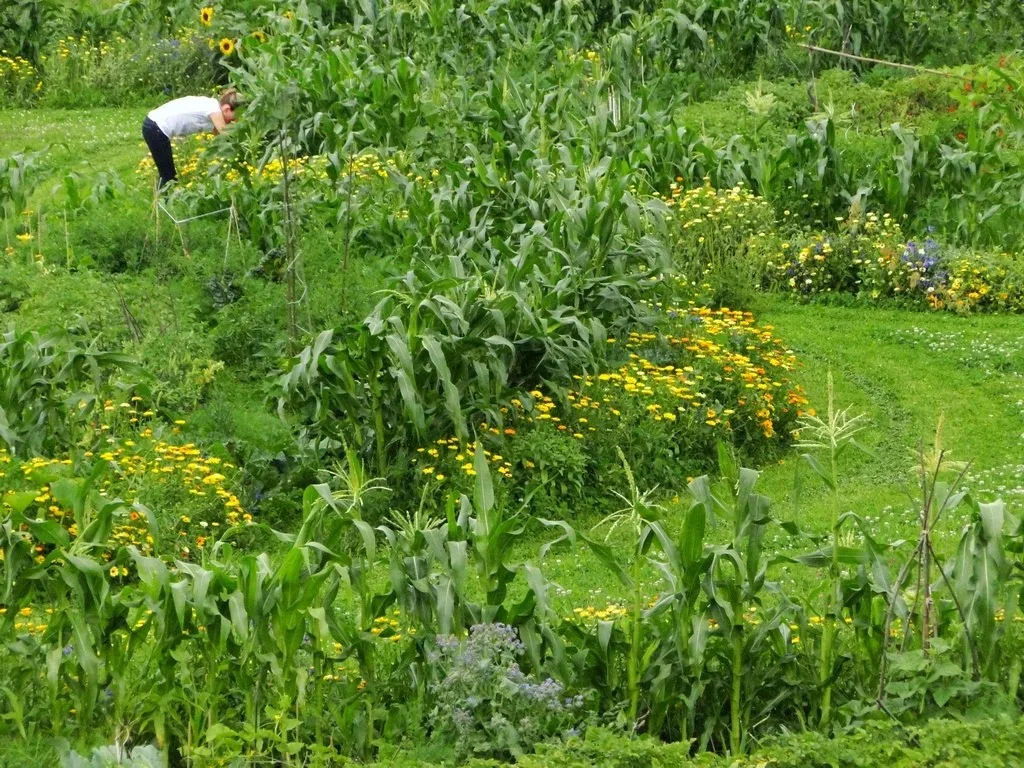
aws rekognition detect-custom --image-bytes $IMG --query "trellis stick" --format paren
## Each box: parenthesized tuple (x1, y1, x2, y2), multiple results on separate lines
(798, 44, 962, 80)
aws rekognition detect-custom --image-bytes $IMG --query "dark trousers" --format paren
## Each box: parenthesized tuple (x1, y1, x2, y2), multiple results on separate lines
(142, 117, 176, 188)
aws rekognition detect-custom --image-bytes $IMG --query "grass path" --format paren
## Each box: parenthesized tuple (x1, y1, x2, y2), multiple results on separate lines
(0, 108, 143, 179)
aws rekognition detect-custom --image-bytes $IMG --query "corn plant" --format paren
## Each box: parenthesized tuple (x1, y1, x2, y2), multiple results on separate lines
(793, 372, 869, 728)
(0, 328, 133, 456)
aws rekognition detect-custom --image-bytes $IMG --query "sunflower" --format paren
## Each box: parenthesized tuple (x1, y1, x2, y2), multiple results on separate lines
(251, 29, 266, 43)
(218, 37, 235, 56)
(199, 6, 214, 26)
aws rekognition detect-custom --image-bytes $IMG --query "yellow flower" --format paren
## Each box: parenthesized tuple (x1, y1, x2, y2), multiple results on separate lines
(200, 7, 214, 26)
(252, 30, 267, 43)
(16, 233, 32, 242)
(109, 566, 119, 577)
(218, 38, 235, 56)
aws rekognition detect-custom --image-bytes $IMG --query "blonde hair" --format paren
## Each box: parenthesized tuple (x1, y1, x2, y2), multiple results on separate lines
(219, 88, 241, 108)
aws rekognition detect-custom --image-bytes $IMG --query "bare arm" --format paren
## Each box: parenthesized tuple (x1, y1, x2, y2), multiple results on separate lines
(209, 111, 228, 135)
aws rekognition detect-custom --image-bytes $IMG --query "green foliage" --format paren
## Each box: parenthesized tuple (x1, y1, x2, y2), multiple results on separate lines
(0, 326, 131, 455)
(0, 150, 45, 223)
(37, 31, 218, 109)
(132, 325, 222, 413)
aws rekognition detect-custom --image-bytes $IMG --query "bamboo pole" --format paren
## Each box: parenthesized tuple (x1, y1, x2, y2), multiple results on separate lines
(798, 43, 963, 80)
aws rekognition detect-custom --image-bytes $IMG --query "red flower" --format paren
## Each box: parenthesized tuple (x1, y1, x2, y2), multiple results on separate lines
(964, 81, 973, 92)
(956, 132, 966, 141)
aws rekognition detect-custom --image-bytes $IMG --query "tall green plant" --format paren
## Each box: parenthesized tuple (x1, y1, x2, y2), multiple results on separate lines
(0, 327, 132, 456)
(793, 372, 869, 729)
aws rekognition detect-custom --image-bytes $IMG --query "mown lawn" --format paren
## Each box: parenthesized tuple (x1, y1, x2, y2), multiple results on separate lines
(0, 107, 146, 195)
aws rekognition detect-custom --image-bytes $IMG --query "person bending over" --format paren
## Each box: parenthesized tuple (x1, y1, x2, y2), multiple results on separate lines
(142, 88, 241, 188)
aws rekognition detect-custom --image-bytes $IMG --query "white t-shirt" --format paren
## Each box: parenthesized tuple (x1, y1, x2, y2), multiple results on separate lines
(148, 96, 221, 138)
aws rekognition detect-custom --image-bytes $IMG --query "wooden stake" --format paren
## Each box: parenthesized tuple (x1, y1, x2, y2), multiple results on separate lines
(798, 44, 962, 80)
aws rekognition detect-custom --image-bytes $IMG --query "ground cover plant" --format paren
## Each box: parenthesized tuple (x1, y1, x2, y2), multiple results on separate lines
(2, 0, 1024, 766)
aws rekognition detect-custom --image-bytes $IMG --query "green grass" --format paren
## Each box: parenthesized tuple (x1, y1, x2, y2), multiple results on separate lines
(0, 107, 145, 193)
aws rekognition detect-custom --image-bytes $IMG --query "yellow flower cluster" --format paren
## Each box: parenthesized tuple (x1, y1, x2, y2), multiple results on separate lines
(569, 604, 628, 622)
(370, 610, 415, 643)
(156, 135, 408, 193)
(760, 208, 1024, 313)
(566, 47, 602, 68)
(52, 35, 122, 60)
(660, 180, 776, 284)
(413, 432, 516, 483)
(784, 24, 815, 40)
(660, 179, 773, 229)
(0, 605, 53, 635)
(514, 307, 806, 442)
(1, 424, 251, 567)
(0, 51, 39, 95)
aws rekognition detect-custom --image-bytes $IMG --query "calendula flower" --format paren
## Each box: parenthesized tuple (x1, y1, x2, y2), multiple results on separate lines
(218, 37, 235, 56)
(200, 7, 214, 26)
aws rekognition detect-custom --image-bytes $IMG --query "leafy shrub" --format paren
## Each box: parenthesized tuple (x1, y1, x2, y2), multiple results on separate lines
(403, 306, 808, 511)
(37, 31, 217, 108)
(0, 52, 39, 105)
(66, 208, 153, 274)
(208, 283, 283, 373)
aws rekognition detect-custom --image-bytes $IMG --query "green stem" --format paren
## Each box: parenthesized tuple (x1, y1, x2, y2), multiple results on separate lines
(367, 367, 387, 478)
(819, 615, 836, 726)
(678, 611, 691, 744)
(627, 554, 642, 723)
(730, 634, 743, 755)
(819, 453, 840, 729)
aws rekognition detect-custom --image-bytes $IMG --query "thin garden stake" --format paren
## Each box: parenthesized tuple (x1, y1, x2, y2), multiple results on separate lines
(340, 153, 355, 313)
(799, 44, 962, 80)
(63, 207, 71, 271)
(279, 133, 300, 352)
